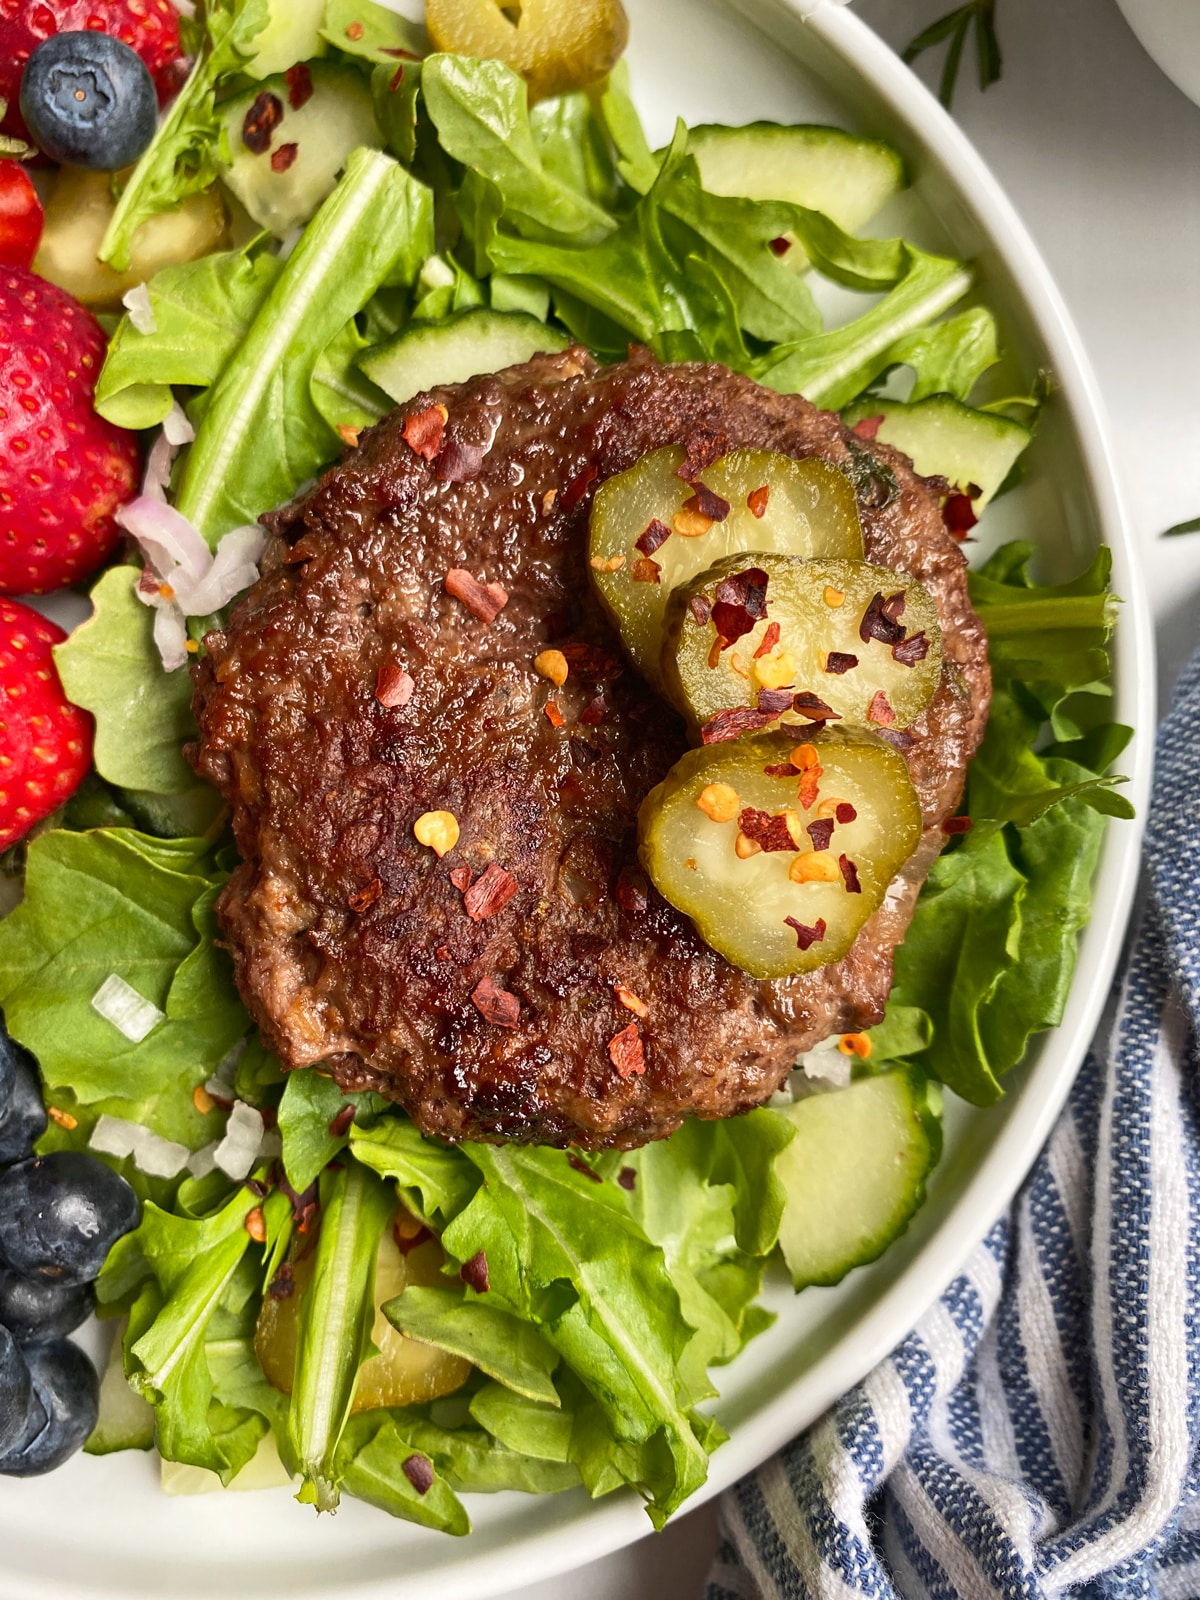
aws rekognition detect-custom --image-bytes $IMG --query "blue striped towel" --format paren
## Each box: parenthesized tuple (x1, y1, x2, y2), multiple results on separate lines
(706, 649, 1200, 1600)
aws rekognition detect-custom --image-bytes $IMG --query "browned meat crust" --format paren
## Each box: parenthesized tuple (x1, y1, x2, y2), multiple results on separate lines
(191, 350, 990, 1148)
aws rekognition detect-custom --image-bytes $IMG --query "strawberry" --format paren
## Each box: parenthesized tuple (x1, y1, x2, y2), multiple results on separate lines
(0, 598, 92, 850)
(0, 266, 140, 594)
(0, 0, 185, 146)
(0, 160, 42, 269)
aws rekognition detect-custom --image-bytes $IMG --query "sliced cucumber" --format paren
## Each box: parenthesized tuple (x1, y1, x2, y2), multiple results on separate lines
(842, 395, 1031, 508)
(243, 0, 327, 78)
(84, 1324, 155, 1456)
(777, 1064, 942, 1290)
(160, 1433, 294, 1496)
(359, 308, 570, 405)
(687, 123, 905, 269)
(217, 63, 381, 237)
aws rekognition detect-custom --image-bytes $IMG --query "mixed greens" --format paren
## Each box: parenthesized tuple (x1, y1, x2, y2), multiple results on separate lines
(0, 0, 1129, 1533)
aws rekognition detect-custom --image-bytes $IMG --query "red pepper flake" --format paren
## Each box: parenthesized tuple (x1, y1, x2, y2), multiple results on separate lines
(381, 45, 422, 59)
(755, 686, 794, 716)
(738, 808, 797, 853)
(636, 517, 671, 556)
(608, 1023, 646, 1079)
(286, 62, 313, 109)
(579, 692, 607, 724)
(242, 91, 283, 154)
(943, 491, 979, 540)
(618, 1166, 637, 1191)
(747, 484, 771, 518)
(570, 737, 603, 768)
(769, 235, 792, 257)
(785, 915, 827, 951)
(853, 415, 884, 441)
(346, 19, 365, 39)
(567, 1152, 603, 1183)
(559, 642, 623, 680)
(337, 423, 361, 449)
(677, 426, 730, 481)
(867, 690, 897, 728)
(402, 1454, 435, 1495)
(449, 865, 472, 892)
(560, 463, 599, 511)
(836, 802, 857, 825)
(617, 867, 649, 913)
(544, 700, 565, 728)
(944, 815, 973, 834)
(701, 706, 783, 744)
(807, 818, 835, 852)
(613, 981, 649, 1018)
(463, 862, 520, 922)
(683, 482, 731, 522)
(893, 631, 931, 666)
(388, 62, 405, 91)
(375, 663, 414, 708)
(793, 690, 840, 722)
(711, 566, 769, 648)
(798, 766, 822, 811)
(267, 1263, 294, 1300)
(876, 727, 915, 752)
(631, 556, 661, 584)
(348, 876, 382, 913)
(754, 620, 782, 660)
(245, 1206, 267, 1242)
(764, 761, 800, 778)
(471, 975, 521, 1028)
(402, 404, 447, 461)
(860, 591, 908, 647)
(707, 634, 727, 670)
(270, 141, 298, 173)
(445, 568, 508, 624)
(689, 593, 712, 627)
(328, 1104, 356, 1138)
(460, 1249, 490, 1294)
(244, 1177, 270, 1200)
(436, 438, 487, 482)
(824, 651, 858, 675)
(839, 854, 862, 893)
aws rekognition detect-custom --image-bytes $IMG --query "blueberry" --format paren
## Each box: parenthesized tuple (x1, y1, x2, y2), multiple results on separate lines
(0, 1267, 93, 1344)
(19, 32, 157, 173)
(0, 1052, 47, 1167)
(0, 1325, 33, 1460)
(0, 1340, 98, 1476)
(0, 1019, 17, 1113)
(0, 1153, 139, 1288)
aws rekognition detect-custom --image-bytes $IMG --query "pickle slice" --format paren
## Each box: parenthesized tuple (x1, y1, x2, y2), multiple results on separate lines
(639, 729, 923, 980)
(589, 446, 864, 688)
(665, 553, 942, 736)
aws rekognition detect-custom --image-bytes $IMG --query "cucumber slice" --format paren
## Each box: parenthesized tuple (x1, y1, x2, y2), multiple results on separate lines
(358, 308, 570, 405)
(687, 123, 905, 269)
(243, 0, 327, 78)
(843, 395, 1031, 509)
(217, 64, 381, 237)
(160, 1433, 295, 1496)
(85, 1324, 155, 1456)
(777, 1064, 942, 1290)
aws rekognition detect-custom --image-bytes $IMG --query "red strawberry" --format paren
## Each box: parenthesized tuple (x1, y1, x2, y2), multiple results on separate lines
(0, 0, 185, 145)
(0, 597, 92, 849)
(0, 161, 42, 268)
(0, 266, 140, 594)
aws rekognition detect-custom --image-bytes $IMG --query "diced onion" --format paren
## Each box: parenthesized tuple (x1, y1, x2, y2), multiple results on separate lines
(122, 282, 156, 336)
(162, 402, 195, 449)
(90, 1114, 190, 1179)
(258, 1130, 283, 1163)
(214, 1100, 265, 1181)
(187, 1142, 219, 1179)
(90, 974, 164, 1043)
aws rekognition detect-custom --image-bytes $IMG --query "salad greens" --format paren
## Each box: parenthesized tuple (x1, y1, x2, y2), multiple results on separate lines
(0, 0, 1128, 1538)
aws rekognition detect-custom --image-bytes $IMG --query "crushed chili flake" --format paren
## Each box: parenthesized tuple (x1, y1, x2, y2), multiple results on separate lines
(268, 1263, 294, 1300)
(711, 566, 769, 647)
(747, 484, 770, 518)
(448, 865, 472, 892)
(631, 556, 661, 584)
(613, 981, 649, 1018)
(543, 488, 558, 515)
(242, 90, 283, 153)
(676, 425, 730, 481)
(636, 517, 672, 556)
(348, 876, 383, 913)
(445, 567, 508, 624)
(245, 1206, 267, 1243)
(436, 438, 487, 482)
(544, 700, 565, 728)
(286, 62, 313, 109)
(617, 867, 649, 913)
(701, 706, 782, 744)
(689, 593, 712, 627)
(707, 634, 726, 670)
(769, 235, 792, 257)
(876, 726, 915, 752)
(839, 1031, 872, 1059)
(388, 62, 405, 91)
(673, 507, 713, 539)
(460, 1249, 490, 1294)
(853, 415, 884, 441)
(785, 916, 827, 952)
(375, 663, 414, 708)
(867, 690, 897, 728)
(755, 686, 793, 716)
(893, 631, 931, 666)
(570, 736, 603, 768)
(806, 818, 835, 852)
(270, 141, 298, 173)
(567, 1152, 602, 1182)
(618, 1166, 637, 1191)
(738, 808, 797, 853)
(839, 854, 862, 894)
(471, 975, 521, 1028)
(560, 463, 599, 511)
(328, 1104, 356, 1138)
(793, 690, 840, 721)
(836, 802, 857, 825)
(860, 590, 907, 646)
(579, 692, 607, 724)
(559, 642, 622, 679)
(798, 766, 822, 811)
(943, 815, 973, 834)
(764, 761, 800, 778)
(244, 1177, 269, 1200)
(792, 743, 820, 770)
(402, 404, 447, 461)
(824, 651, 859, 675)
(463, 862, 520, 922)
(754, 620, 782, 659)
(336, 422, 361, 448)
(943, 491, 979, 540)
(346, 19, 365, 39)
(683, 482, 731, 522)
(590, 553, 624, 571)
(608, 1023, 646, 1079)
(402, 1454, 435, 1495)
(193, 1083, 215, 1116)
(47, 1106, 76, 1130)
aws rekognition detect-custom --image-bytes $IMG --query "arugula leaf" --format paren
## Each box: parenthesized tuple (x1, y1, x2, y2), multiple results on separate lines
(903, 0, 1003, 112)
(277, 1069, 356, 1192)
(530, 89, 620, 214)
(395, 1410, 580, 1495)
(890, 305, 1001, 401)
(385, 1286, 561, 1403)
(598, 61, 660, 195)
(349, 1118, 479, 1230)
(866, 1004, 934, 1063)
(100, 0, 272, 272)
(175, 149, 434, 541)
(336, 1413, 470, 1530)
(1164, 514, 1200, 538)
(470, 1381, 575, 1462)
(321, 0, 428, 62)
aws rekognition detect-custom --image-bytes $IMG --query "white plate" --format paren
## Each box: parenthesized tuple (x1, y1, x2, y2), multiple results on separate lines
(0, 1, 1155, 1594)
(1114, 0, 1200, 107)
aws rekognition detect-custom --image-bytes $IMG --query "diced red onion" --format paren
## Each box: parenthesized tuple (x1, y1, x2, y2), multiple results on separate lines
(90, 974, 164, 1043)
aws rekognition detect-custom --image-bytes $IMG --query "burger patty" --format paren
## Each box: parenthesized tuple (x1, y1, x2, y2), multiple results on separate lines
(191, 349, 991, 1149)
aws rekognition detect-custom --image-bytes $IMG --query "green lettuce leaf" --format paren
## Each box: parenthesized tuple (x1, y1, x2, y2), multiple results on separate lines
(393, 1410, 579, 1495)
(470, 1380, 575, 1462)
(384, 1285, 561, 1403)
(598, 60, 660, 194)
(276, 1069, 357, 1192)
(336, 1414, 470, 1530)
(321, 0, 428, 62)
(349, 1118, 480, 1230)
(891, 304, 1001, 401)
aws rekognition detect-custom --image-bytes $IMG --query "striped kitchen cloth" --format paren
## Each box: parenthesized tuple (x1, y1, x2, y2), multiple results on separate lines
(706, 647, 1200, 1600)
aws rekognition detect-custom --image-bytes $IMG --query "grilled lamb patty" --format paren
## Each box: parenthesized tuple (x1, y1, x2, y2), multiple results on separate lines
(191, 349, 990, 1148)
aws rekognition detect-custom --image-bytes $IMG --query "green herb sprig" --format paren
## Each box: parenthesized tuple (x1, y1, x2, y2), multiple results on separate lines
(903, 0, 1003, 111)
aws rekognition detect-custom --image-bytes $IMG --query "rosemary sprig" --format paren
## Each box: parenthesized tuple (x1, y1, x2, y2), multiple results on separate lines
(902, 0, 1003, 111)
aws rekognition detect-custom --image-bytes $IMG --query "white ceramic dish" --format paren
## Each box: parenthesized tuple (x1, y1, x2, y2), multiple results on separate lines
(1114, 0, 1200, 107)
(0, 1, 1155, 1594)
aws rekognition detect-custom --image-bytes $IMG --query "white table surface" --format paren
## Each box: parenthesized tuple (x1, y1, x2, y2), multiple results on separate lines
(500, 1, 1200, 1594)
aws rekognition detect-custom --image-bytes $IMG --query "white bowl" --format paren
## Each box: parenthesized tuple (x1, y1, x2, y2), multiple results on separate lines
(1115, 0, 1200, 106)
(0, 1, 1155, 1596)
